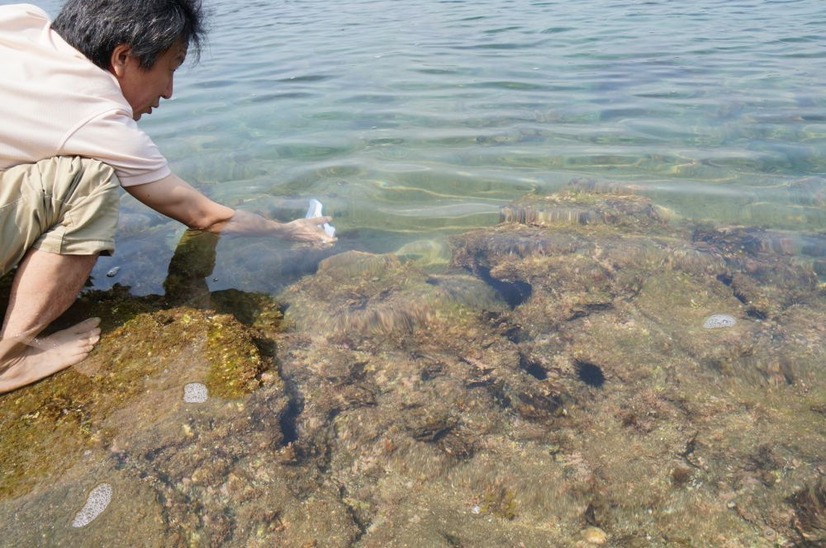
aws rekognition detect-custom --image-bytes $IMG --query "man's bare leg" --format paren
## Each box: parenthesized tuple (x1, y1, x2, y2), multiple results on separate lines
(0, 249, 101, 393)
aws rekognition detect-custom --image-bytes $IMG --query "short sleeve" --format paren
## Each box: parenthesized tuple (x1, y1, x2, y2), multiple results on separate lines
(60, 109, 171, 186)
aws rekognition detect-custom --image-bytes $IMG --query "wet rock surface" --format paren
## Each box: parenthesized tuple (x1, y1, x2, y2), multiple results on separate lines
(1, 185, 824, 546)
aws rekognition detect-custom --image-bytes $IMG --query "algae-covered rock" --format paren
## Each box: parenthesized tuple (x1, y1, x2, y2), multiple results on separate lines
(280, 249, 506, 339)
(500, 185, 667, 231)
(2, 183, 824, 546)
(271, 185, 824, 546)
(0, 306, 271, 500)
(0, 288, 365, 546)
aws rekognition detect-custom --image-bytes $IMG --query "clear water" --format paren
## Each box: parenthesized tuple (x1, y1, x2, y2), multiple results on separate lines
(4, 2, 825, 544)
(31, 0, 826, 296)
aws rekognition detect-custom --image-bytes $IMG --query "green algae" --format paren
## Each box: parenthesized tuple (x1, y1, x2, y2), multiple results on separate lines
(0, 297, 273, 500)
(0, 308, 183, 499)
(480, 483, 519, 521)
(203, 313, 266, 399)
(98, 309, 267, 402)
(0, 368, 100, 499)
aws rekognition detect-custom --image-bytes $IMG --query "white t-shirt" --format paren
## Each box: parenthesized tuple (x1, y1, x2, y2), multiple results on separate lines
(0, 4, 171, 186)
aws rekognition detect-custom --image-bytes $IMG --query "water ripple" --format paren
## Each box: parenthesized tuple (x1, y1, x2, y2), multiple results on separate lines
(31, 0, 826, 264)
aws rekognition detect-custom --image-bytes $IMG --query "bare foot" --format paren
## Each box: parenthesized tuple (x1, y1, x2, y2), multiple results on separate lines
(0, 318, 101, 394)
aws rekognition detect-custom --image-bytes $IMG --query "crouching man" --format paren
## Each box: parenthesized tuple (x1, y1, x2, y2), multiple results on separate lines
(0, 0, 334, 393)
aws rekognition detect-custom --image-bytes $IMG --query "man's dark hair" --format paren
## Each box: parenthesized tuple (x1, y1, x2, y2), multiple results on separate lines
(52, 0, 206, 71)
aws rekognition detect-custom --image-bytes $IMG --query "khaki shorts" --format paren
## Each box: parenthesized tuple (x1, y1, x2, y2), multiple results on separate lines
(0, 157, 120, 276)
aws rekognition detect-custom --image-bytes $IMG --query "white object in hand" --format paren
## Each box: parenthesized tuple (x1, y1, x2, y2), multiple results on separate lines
(305, 199, 336, 238)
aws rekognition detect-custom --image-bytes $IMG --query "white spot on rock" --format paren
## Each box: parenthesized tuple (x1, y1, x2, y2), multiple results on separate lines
(183, 382, 208, 403)
(72, 483, 112, 528)
(703, 314, 737, 329)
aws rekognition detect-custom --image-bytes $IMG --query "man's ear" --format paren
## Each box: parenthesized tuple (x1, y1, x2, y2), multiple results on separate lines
(109, 44, 133, 77)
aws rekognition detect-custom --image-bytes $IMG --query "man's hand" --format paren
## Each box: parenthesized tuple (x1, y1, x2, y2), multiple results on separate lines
(225, 210, 336, 243)
(277, 216, 337, 243)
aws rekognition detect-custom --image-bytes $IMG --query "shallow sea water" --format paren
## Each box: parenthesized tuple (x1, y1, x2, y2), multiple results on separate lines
(31, 0, 826, 295)
(4, 0, 826, 546)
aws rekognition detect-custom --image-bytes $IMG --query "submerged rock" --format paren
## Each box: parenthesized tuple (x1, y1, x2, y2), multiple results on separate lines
(280, 249, 507, 338)
(1, 183, 824, 546)
(500, 190, 665, 230)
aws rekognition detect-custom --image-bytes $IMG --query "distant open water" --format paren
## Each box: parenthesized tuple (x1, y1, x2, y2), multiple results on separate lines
(20, 0, 826, 294)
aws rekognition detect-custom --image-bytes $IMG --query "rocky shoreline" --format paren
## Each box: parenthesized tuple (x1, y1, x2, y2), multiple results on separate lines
(1, 184, 824, 546)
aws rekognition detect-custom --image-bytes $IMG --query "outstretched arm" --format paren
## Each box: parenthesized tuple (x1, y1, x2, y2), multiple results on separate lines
(124, 173, 335, 242)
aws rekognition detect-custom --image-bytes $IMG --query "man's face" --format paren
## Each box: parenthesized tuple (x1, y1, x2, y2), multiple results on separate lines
(111, 42, 188, 121)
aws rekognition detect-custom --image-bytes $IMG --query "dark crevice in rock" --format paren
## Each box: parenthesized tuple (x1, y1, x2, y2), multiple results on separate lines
(476, 266, 532, 308)
(337, 484, 371, 543)
(278, 389, 303, 447)
(568, 302, 613, 321)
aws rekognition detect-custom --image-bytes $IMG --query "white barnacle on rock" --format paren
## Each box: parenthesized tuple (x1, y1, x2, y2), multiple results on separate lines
(703, 314, 737, 329)
(183, 382, 209, 403)
(71, 483, 113, 528)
